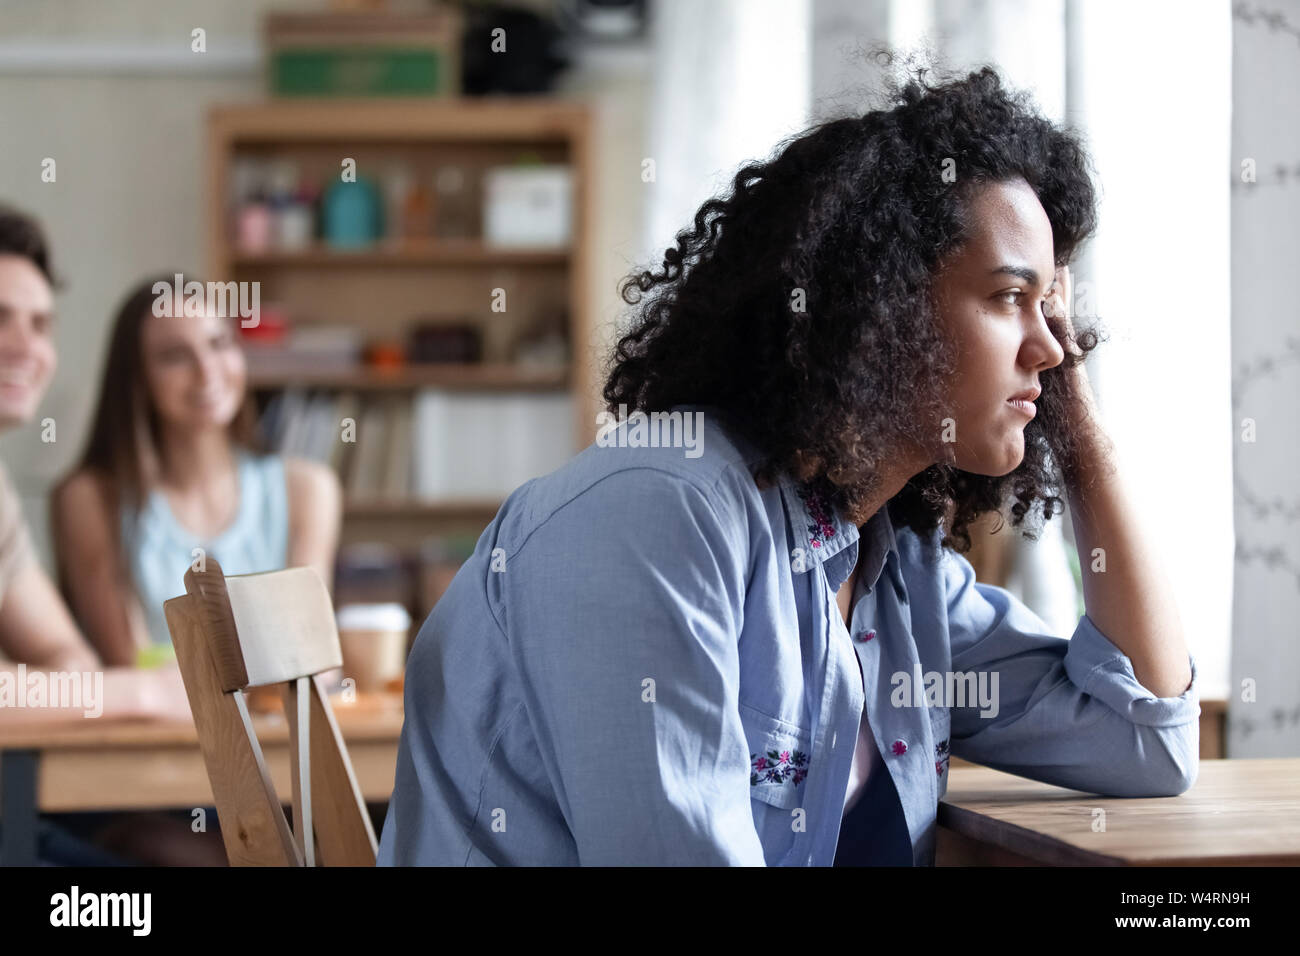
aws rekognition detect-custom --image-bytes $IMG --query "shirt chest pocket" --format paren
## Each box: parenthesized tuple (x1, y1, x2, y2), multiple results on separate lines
(739, 701, 813, 864)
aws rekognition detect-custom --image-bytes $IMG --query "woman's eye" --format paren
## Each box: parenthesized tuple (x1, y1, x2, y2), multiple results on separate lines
(995, 290, 1023, 306)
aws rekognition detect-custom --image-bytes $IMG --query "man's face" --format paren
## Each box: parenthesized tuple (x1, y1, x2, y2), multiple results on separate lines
(931, 177, 1065, 476)
(0, 255, 56, 429)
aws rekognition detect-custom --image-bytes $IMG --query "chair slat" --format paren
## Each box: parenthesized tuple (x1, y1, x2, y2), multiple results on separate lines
(307, 673, 379, 865)
(165, 594, 303, 866)
(284, 676, 316, 866)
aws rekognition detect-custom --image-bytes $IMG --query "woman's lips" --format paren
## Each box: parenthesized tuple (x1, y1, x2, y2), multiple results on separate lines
(1006, 398, 1036, 419)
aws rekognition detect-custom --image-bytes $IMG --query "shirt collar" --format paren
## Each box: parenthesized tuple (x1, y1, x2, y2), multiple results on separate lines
(777, 474, 859, 570)
(780, 474, 903, 599)
(855, 498, 901, 597)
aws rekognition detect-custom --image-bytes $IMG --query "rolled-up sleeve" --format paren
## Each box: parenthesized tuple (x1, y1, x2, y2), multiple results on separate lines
(942, 546, 1200, 797)
(504, 466, 766, 865)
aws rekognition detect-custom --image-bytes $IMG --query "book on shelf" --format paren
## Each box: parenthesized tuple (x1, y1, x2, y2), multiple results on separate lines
(350, 398, 393, 498)
(383, 398, 413, 498)
(332, 391, 361, 472)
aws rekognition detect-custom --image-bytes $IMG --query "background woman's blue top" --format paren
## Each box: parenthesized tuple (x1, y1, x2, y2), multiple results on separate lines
(377, 405, 1201, 866)
(123, 451, 289, 653)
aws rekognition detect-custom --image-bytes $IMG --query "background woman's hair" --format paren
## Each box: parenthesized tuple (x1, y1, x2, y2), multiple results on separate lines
(70, 274, 261, 515)
(602, 56, 1102, 552)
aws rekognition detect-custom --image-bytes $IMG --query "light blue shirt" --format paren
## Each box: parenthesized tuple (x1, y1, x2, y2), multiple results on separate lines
(378, 405, 1199, 866)
(124, 450, 289, 650)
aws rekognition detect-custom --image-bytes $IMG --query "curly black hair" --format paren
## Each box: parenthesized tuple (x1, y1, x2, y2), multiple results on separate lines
(602, 58, 1103, 553)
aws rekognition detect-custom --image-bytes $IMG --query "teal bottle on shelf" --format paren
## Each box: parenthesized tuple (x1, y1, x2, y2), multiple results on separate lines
(323, 177, 383, 248)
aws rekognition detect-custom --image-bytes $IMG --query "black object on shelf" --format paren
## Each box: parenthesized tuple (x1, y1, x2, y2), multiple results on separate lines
(460, 2, 572, 94)
(408, 322, 483, 363)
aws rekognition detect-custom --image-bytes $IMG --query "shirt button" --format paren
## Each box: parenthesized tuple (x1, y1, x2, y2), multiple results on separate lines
(891, 740, 908, 756)
(855, 629, 876, 642)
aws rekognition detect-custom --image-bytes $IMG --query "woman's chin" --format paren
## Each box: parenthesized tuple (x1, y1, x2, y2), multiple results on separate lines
(175, 410, 237, 431)
(958, 442, 1025, 477)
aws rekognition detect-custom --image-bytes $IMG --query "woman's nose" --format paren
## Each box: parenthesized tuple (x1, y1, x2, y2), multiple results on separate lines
(194, 350, 221, 385)
(1025, 311, 1066, 371)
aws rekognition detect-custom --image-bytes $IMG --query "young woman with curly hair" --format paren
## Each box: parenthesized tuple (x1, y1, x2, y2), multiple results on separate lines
(379, 63, 1199, 867)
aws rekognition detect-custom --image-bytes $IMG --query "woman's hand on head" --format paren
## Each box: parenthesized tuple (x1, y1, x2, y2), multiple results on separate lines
(1042, 264, 1073, 336)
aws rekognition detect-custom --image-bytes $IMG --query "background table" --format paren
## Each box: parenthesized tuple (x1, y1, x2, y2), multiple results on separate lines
(0, 691, 403, 866)
(937, 757, 1300, 866)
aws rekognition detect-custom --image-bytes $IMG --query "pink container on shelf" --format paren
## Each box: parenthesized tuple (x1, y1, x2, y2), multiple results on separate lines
(237, 202, 273, 253)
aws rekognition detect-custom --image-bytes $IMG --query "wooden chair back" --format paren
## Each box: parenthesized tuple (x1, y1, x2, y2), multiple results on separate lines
(164, 558, 377, 866)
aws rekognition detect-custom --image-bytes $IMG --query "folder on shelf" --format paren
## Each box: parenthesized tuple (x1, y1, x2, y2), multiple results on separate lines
(412, 389, 575, 498)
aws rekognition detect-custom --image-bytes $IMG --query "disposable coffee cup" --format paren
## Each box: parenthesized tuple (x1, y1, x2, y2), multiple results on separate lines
(336, 603, 411, 693)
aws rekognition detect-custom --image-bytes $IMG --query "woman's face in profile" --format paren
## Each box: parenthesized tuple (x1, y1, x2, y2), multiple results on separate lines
(141, 305, 247, 433)
(931, 177, 1066, 477)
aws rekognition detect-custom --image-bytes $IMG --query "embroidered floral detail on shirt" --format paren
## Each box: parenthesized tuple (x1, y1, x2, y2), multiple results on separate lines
(935, 738, 950, 776)
(891, 740, 908, 756)
(750, 749, 809, 787)
(798, 485, 837, 550)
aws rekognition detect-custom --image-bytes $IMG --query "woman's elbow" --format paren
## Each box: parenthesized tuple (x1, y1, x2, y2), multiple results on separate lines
(1113, 722, 1200, 797)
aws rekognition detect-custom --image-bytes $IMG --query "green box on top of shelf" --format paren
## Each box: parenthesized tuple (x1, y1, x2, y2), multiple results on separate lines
(264, 10, 462, 98)
(271, 47, 447, 97)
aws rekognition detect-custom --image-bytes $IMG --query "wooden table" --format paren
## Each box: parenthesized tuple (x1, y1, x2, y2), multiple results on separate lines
(937, 757, 1300, 866)
(0, 691, 403, 866)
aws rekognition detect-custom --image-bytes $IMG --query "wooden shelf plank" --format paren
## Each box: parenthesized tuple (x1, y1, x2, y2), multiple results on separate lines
(247, 363, 569, 391)
(209, 97, 590, 143)
(230, 240, 570, 268)
(344, 498, 503, 518)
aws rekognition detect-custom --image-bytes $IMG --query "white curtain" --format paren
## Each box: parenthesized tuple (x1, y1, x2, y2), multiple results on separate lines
(1227, 3, 1300, 757)
(1065, 0, 1234, 703)
(640, 0, 810, 270)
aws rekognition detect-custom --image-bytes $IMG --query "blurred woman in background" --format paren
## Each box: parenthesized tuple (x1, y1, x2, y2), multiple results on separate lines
(52, 275, 341, 667)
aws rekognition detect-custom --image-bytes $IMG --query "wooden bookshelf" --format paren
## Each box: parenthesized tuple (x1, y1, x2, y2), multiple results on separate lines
(207, 98, 596, 557)
(232, 239, 569, 268)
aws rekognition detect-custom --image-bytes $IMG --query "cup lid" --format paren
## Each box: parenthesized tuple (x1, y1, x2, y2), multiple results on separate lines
(336, 602, 411, 632)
